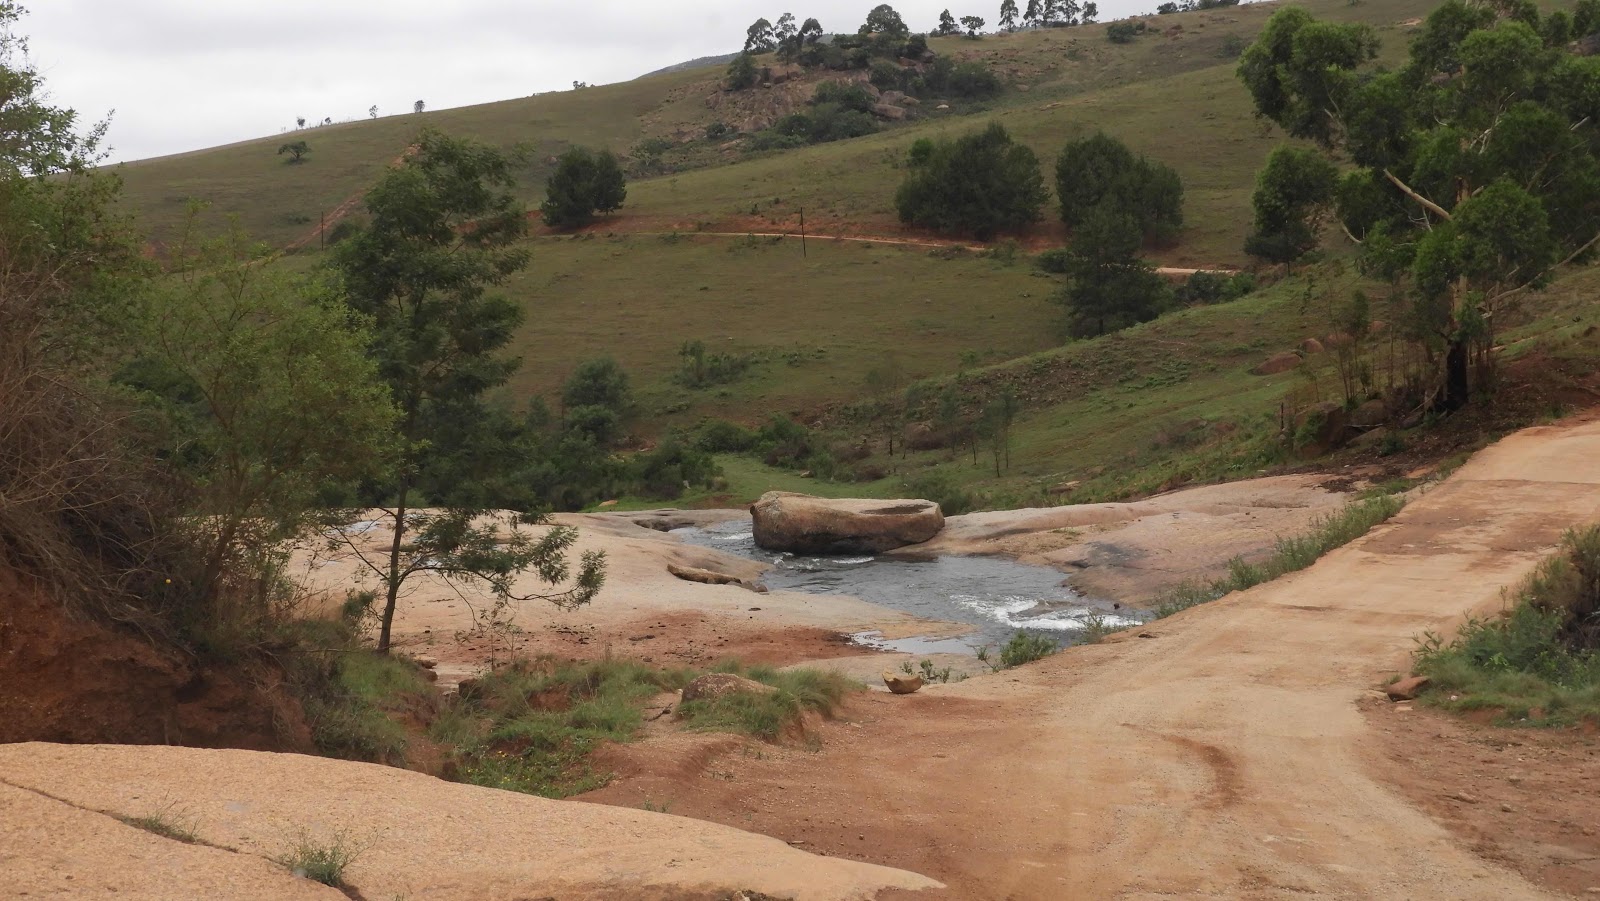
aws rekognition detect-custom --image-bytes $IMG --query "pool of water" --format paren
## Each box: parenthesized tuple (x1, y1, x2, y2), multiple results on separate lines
(672, 519, 1142, 653)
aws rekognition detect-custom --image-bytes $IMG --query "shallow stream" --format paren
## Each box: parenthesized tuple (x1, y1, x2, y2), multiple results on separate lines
(672, 519, 1142, 654)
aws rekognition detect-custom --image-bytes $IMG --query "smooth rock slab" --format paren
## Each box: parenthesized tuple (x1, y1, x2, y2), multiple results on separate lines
(750, 492, 945, 555)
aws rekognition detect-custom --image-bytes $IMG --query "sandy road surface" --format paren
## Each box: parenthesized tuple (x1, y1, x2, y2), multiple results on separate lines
(590, 417, 1600, 899)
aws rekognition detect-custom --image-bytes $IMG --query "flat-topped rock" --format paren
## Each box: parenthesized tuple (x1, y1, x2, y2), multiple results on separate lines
(750, 492, 945, 555)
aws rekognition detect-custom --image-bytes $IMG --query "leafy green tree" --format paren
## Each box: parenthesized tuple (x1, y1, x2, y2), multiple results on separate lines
(562, 356, 632, 414)
(1053, 206, 1172, 337)
(1082, 2, 1097, 23)
(1024, 0, 1040, 27)
(1238, 2, 1600, 409)
(937, 9, 960, 35)
(334, 129, 604, 653)
(1055, 131, 1183, 242)
(0, 2, 107, 177)
(962, 15, 986, 37)
(277, 141, 310, 163)
(726, 52, 758, 89)
(1245, 145, 1339, 263)
(541, 147, 627, 230)
(744, 17, 776, 53)
(861, 4, 910, 38)
(895, 123, 1048, 239)
(132, 215, 396, 604)
(1000, 0, 1019, 30)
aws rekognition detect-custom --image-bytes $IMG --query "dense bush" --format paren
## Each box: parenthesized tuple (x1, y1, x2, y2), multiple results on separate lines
(895, 123, 1047, 239)
(1413, 525, 1600, 725)
(1174, 271, 1257, 306)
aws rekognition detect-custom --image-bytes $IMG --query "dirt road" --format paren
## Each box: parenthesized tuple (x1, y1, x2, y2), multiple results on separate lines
(589, 417, 1600, 899)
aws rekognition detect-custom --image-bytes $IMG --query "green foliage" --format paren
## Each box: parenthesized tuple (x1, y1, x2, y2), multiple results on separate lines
(860, 3, 910, 38)
(899, 470, 976, 515)
(1106, 21, 1143, 44)
(1154, 493, 1406, 617)
(726, 52, 758, 90)
(693, 418, 759, 453)
(675, 339, 754, 388)
(562, 356, 632, 413)
(1052, 206, 1172, 338)
(276, 828, 365, 887)
(1241, 1, 1600, 406)
(676, 664, 859, 739)
(540, 146, 627, 230)
(127, 214, 396, 615)
(1246, 145, 1339, 263)
(998, 631, 1059, 668)
(1174, 271, 1256, 306)
(895, 123, 1047, 239)
(333, 129, 604, 652)
(1413, 525, 1600, 726)
(1055, 131, 1184, 242)
(276, 141, 310, 163)
(116, 803, 200, 844)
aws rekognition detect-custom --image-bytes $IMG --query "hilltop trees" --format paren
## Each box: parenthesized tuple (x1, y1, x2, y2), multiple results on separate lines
(1000, 0, 1018, 30)
(895, 123, 1047, 239)
(962, 15, 986, 37)
(541, 147, 627, 230)
(277, 140, 310, 163)
(937, 10, 960, 36)
(744, 17, 776, 53)
(334, 130, 605, 652)
(861, 4, 910, 38)
(1238, 1, 1600, 409)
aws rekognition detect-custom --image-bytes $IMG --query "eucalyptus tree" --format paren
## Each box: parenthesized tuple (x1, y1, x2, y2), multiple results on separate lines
(1239, 1, 1600, 409)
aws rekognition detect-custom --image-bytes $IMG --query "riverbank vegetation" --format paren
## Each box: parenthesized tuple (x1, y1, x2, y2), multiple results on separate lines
(1413, 525, 1600, 727)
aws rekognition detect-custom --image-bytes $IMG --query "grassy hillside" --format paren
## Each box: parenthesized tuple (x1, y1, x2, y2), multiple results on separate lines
(112, 0, 1599, 510)
(113, 0, 1437, 254)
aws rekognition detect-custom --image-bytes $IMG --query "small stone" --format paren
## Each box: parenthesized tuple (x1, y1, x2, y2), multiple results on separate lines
(1386, 675, 1431, 701)
(1447, 792, 1479, 805)
(1501, 803, 1515, 813)
(882, 672, 924, 694)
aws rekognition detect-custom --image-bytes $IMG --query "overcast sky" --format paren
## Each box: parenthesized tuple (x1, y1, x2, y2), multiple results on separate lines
(28, 0, 1173, 163)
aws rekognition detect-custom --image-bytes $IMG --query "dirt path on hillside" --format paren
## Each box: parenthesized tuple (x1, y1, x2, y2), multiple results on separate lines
(582, 416, 1600, 899)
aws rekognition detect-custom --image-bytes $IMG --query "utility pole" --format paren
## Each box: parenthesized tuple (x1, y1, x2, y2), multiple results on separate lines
(799, 207, 807, 258)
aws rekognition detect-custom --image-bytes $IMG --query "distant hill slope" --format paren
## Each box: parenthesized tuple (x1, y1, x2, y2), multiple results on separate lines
(637, 52, 739, 79)
(110, 0, 1435, 252)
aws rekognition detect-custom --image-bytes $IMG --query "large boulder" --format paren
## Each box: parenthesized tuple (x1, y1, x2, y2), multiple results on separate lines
(750, 492, 945, 555)
(681, 673, 775, 704)
(882, 672, 923, 694)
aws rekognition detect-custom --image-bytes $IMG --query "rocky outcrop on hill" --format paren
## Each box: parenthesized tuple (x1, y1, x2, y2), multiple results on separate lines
(750, 492, 945, 555)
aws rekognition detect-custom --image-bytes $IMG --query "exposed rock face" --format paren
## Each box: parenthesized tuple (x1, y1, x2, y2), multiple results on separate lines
(682, 673, 776, 704)
(667, 563, 744, 585)
(882, 672, 924, 694)
(750, 492, 945, 555)
(872, 102, 908, 120)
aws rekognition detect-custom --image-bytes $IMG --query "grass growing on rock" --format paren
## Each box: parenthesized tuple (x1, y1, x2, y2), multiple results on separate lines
(1154, 493, 1407, 618)
(277, 827, 366, 888)
(675, 663, 859, 740)
(436, 657, 859, 797)
(1412, 525, 1600, 727)
(116, 802, 200, 844)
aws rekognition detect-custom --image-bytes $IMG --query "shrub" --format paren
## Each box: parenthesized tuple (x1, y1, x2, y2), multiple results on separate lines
(694, 418, 758, 453)
(1107, 21, 1143, 43)
(899, 470, 976, 516)
(896, 123, 1047, 239)
(626, 440, 719, 500)
(870, 58, 906, 90)
(1412, 525, 1600, 725)
(998, 631, 1059, 668)
(277, 827, 365, 887)
(676, 664, 859, 739)
(726, 53, 758, 89)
